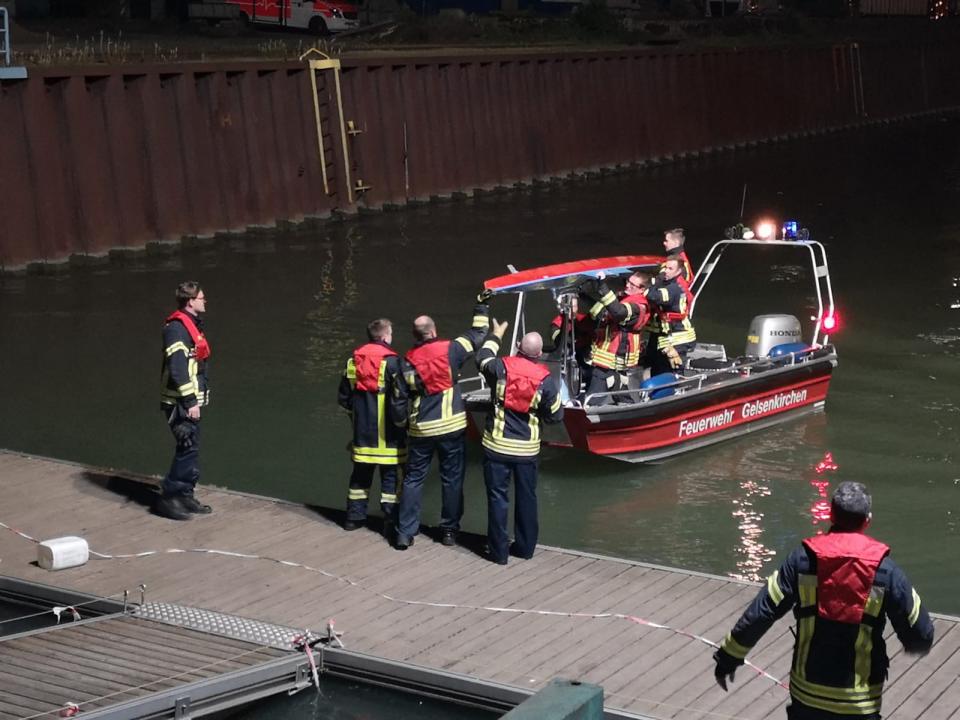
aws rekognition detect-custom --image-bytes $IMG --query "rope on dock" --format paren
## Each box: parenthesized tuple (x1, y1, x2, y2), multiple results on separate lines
(0, 518, 787, 691)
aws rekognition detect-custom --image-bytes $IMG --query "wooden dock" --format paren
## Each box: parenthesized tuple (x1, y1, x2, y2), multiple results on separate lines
(2, 450, 959, 719)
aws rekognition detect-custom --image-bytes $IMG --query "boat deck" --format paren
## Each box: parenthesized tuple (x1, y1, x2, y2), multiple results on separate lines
(1, 450, 958, 719)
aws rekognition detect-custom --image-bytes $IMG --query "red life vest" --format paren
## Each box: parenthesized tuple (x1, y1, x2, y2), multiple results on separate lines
(166, 310, 211, 361)
(353, 342, 398, 393)
(502, 356, 550, 413)
(803, 532, 890, 624)
(551, 311, 595, 351)
(406, 340, 453, 395)
(657, 276, 694, 323)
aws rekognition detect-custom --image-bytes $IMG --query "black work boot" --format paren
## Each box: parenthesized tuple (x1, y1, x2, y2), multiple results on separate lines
(180, 494, 212, 514)
(154, 495, 190, 521)
(441, 529, 458, 547)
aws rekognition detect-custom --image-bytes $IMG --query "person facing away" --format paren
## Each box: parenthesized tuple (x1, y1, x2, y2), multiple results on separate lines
(394, 294, 491, 550)
(546, 295, 596, 393)
(713, 481, 934, 719)
(644, 257, 696, 375)
(579, 271, 650, 405)
(476, 321, 564, 565)
(156, 281, 214, 521)
(337, 318, 408, 532)
(661, 227, 694, 282)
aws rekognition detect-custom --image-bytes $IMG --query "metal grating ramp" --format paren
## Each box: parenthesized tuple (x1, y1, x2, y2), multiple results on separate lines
(135, 602, 302, 650)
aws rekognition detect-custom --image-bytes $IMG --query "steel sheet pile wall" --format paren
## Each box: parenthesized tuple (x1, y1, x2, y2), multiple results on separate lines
(1, 42, 959, 269)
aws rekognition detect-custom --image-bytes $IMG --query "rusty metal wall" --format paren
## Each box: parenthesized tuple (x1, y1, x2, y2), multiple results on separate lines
(2, 43, 959, 269)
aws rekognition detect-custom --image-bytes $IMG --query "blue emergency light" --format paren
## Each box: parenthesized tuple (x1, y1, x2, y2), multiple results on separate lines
(782, 220, 799, 240)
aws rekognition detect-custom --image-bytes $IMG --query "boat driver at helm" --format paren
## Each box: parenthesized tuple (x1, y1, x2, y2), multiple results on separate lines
(579, 271, 650, 406)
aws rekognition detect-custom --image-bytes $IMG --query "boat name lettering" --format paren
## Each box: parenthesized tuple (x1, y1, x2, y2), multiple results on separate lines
(679, 409, 735, 437)
(741, 389, 808, 419)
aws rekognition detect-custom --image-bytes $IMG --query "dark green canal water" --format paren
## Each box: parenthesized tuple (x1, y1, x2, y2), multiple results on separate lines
(1, 117, 958, 716)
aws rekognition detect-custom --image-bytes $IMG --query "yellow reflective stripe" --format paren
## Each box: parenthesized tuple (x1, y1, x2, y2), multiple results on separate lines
(377, 393, 386, 448)
(794, 574, 818, 681)
(657, 288, 670, 303)
(404, 370, 417, 389)
(345, 358, 356, 380)
(549, 392, 562, 413)
(352, 446, 404, 457)
(864, 586, 884, 618)
(481, 339, 500, 354)
(657, 328, 697, 348)
(721, 633, 751, 660)
(853, 623, 873, 692)
(494, 381, 506, 438)
(482, 431, 540, 457)
(177, 382, 195, 394)
(409, 413, 467, 437)
(165, 341, 190, 357)
(589, 301, 604, 319)
(348, 489, 368, 500)
(352, 447, 406, 464)
(909, 588, 922, 626)
(767, 571, 784, 605)
(472, 315, 489, 329)
(600, 290, 616, 306)
(380, 493, 397, 504)
(789, 674, 883, 703)
(441, 387, 454, 419)
(456, 336, 473, 352)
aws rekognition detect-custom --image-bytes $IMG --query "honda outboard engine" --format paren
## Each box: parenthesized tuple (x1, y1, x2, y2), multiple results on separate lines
(745, 315, 802, 356)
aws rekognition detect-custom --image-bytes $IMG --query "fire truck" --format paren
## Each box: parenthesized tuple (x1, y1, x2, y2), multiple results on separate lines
(189, 0, 360, 34)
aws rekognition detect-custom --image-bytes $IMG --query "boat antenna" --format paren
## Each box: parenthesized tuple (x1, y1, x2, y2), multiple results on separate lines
(739, 183, 748, 220)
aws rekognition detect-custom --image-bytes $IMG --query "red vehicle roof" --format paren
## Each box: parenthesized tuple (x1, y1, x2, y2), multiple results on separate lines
(483, 255, 663, 295)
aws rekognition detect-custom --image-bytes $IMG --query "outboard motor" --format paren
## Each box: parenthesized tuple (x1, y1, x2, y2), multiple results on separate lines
(745, 315, 803, 356)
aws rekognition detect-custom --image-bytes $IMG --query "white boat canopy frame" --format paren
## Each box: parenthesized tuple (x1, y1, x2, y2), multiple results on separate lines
(688, 238, 837, 347)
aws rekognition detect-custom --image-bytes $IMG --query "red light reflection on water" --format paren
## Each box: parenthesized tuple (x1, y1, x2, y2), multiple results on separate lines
(809, 451, 838, 531)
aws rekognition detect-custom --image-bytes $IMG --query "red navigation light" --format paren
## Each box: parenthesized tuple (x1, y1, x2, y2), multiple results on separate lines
(822, 311, 839, 333)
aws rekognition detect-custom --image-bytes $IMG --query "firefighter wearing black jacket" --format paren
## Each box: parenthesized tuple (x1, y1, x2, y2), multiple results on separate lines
(645, 257, 696, 375)
(662, 227, 694, 282)
(476, 320, 564, 565)
(394, 299, 491, 550)
(156, 281, 213, 521)
(713, 482, 934, 719)
(338, 318, 408, 531)
(581, 272, 650, 405)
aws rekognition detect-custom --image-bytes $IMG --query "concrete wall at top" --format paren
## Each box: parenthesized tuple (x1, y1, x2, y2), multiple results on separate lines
(1, 43, 958, 269)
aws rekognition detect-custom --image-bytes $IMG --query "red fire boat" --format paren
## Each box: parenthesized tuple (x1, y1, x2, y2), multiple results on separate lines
(462, 227, 839, 462)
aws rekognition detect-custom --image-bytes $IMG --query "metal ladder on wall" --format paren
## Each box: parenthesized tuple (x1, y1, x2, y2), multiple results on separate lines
(0, 6, 28, 79)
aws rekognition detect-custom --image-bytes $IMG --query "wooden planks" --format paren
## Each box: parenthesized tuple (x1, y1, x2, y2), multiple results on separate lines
(1, 450, 958, 720)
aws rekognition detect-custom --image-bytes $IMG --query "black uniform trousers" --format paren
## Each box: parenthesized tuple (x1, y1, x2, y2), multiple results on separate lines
(787, 700, 878, 720)
(347, 463, 399, 523)
(161, 405, 200, 498)
(482, 452, 539, 565)
(397, 431, 465, 541)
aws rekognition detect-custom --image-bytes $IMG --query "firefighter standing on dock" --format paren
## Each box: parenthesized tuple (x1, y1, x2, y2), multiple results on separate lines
(713, 481, 934, 719)
(393, 295, 491, 550)
(156, 281, 213, 521)
(645, 257, 696, 375)
(338, 318, 408, 532)
(476, 319, 563, 565)
(580, 271, 650, 405)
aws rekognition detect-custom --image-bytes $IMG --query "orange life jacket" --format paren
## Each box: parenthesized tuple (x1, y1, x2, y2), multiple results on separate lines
(165, 310, 211, 361)
(802, 532, 890, 624)
(353, 342, 398, 393)
(502, 356, 550, 413)
(406, 340, 453, 395)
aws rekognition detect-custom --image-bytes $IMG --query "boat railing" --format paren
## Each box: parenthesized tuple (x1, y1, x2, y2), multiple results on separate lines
(458, 374, 487, 394)
(1, 7, 10, 66)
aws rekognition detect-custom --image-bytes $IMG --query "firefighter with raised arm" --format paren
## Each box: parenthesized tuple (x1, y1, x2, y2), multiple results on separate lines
(393, 294, 491, 550)
(579, 270, 651, 405)
(476, 319, 564, 565)
(713, 481, 934, 719)
(338, 318, 408, 533)
(645, 257, 696, 375)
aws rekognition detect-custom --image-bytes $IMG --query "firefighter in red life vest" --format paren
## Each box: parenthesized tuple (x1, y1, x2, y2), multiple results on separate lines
(644, 257, 696, 375)
(156, 281, 213, 521)
(580, 271, 650, 405)
(337, 318, 408, 532)
(476, 320, 564, 565)
(393, 296, 491, 550)
(661, 227, 694, 282)
(713, 481, 934, 719)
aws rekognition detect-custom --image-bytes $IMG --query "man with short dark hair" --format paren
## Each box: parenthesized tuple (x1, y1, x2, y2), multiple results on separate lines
(713, 481, 934, 719)
(156, 281, 213, 521)
(394, 297, 490, 550)
(662, 227, 693, 281)
(645, 257, 696, 374)
(338, 318, 408, 532)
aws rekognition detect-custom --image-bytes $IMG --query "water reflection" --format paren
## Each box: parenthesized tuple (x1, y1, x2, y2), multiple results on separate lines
(808, 451, 839, 530)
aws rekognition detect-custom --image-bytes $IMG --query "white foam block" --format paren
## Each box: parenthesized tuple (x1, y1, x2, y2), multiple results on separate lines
(38, 536, 89, 571)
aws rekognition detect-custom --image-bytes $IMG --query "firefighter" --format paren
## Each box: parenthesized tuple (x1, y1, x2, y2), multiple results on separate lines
(644, 257, 696, 375)
(394, 296, 491, 550)
(338, 318, 408, 532)
(545, 295, 595, 393)
(580, 271, 650, 405)
(156, 281, 213, 521)
(661, 227, 694, 282)
(476, 320, 564, 565)
(713, 481, 934, 719)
